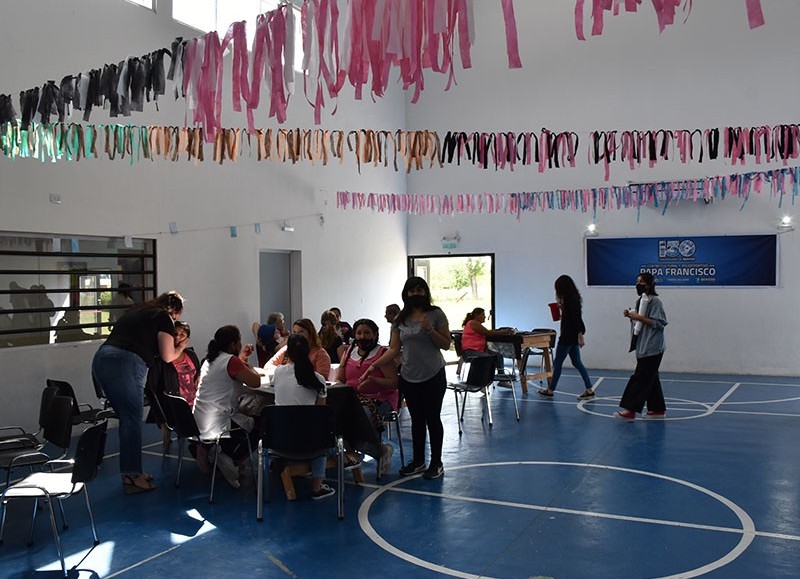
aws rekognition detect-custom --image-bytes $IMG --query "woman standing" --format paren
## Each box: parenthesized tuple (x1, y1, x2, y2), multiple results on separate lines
(273, 334, 334, 500)
(616, 272, 668, 419)
(92, 291, 187, 494)
(362, 277, 450, 480)
(538, 275, 595, 401)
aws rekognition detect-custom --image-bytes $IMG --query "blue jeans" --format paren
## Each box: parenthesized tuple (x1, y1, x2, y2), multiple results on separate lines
(92, 345, 148, 475)
(550, 343, 593, 392)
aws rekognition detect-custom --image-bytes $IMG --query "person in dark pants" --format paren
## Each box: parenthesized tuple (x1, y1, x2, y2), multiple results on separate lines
(616, 272, 668, 419)
(361, 277, 451, 479)
(538, 275, 595, 400)
(92, 291, 188, 494)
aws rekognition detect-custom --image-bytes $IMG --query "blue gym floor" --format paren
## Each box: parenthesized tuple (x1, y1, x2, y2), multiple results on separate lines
(2, 366, 800, 578)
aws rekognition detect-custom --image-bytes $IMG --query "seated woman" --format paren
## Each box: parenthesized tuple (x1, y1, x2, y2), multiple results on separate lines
(146, 321, 201, 448)
(273, 334, 334, 500)
(335, 318, 399, 475)
(319, 310, 344, 364)
(251, 312, 288, 366)
(264, 318, 332, 381)
(461, 307, 515, 374)
(192, 325, 261, 489)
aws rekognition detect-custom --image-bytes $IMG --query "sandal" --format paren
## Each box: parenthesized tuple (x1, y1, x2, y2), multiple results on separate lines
(123, 474, 157, 495)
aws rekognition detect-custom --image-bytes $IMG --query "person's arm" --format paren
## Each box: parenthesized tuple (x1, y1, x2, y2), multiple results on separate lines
(366, 358, 399, 391)
(421, 313, 451, 351)
(158, 331, 186, 363)
(231, 346, 261, 389)
(359, 329, 401, 383)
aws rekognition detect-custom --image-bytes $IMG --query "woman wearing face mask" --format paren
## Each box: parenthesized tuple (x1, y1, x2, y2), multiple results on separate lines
(361, 277, 451, 480)
(336, 318, 399, 475)
(616, 272, 668, 419)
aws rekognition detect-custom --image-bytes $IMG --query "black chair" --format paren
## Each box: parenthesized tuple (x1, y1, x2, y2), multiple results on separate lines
(521, 328, 557, 387)
(91, 375, 116, 418)
(162, 394, 253, 503)
(46, 379, 104, 426)
(0, 393, 74, 489)
(447, 354, 519, 435)
(0, 419, 108, 578)
(256, 405, 344, 521)
(0, 385, 59, 451)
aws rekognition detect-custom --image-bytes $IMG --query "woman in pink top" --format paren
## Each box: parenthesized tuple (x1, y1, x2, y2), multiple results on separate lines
(335, 318, 399, 475)
(264, 318, 332, 379)
(461, 308, 514, 372)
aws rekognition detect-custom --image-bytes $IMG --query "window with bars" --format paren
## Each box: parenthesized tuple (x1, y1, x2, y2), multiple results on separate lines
(0, 232, 157, 348)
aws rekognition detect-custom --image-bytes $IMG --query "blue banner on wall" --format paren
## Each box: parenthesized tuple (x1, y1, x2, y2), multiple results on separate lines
(586, 235, 777, 286)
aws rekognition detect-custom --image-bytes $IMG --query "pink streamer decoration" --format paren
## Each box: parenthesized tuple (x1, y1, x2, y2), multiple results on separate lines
(576, 0, 764, 38)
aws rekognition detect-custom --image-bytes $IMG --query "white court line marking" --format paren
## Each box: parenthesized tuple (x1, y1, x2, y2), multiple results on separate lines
(104, 545, 181, 578)
(359, 462, 757, 579)
(710, 383, 741, 412)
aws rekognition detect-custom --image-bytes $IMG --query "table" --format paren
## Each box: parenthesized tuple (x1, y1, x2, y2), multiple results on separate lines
(490, 332, 555, 394)
(452, 330, 555, 394)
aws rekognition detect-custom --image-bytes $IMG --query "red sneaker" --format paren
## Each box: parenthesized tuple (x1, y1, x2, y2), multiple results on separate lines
(614, 409, 636, 420)
(645, 410, 666, 418)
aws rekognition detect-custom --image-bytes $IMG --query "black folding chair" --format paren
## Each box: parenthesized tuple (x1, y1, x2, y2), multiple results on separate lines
(0, 393, 73, 489)
(0, 419, 108, 578)
(0, 385, 59, 451)
(46, 379, 104, 425)
(447, 354, 518, 434)
(256, 405, 344, 521)
(162, 394, 253, 503)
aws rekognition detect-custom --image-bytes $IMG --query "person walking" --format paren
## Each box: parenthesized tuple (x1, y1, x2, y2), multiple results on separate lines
(616, 272, 668, 419)
(538, 275, 595, 400)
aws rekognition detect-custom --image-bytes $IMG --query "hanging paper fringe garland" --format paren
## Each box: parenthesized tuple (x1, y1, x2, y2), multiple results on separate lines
(336, 165, 800, 218)
(575, 0, 765, 39)
(6, 122, 800, 179)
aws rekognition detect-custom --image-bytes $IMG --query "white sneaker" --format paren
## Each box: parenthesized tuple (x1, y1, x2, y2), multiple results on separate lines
(216, 452, 241, 489)
(379, 444, 394, 476)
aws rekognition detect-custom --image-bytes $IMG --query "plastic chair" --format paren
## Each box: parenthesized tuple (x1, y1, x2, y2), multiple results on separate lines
(46, 379, 104, 426)
(162, 394, 253, 503)
(0, 419, 108, 578)
(256, 405, 344, 521)
(447, 354, 519, 435)
(521, 328, 557, 387)
(0, 393, 73, 489)
(0, 385, 59, 451)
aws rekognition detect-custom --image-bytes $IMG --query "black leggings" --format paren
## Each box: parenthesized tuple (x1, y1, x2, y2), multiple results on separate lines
(400, 368, 447, 466)
(620, 353, 665, 413)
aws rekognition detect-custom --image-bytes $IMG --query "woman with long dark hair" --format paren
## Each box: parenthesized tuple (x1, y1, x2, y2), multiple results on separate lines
(461, 307, 514, 373)
(264, 318, 332, 380)
(538, 275, 595, 400)
(362, 277, 450, 480)
(336, 318, 399, 475)
(92, 291, 187, 494)
(616, 272, 668, 419)
(193, 325, 261, 488)
(273, 334, 334, 500)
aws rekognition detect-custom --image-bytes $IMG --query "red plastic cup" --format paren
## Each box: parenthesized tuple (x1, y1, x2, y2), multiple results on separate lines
(548, 302, 561, 322)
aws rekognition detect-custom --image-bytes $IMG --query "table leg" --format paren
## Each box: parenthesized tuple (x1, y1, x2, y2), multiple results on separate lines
(518, 358, 528, 394)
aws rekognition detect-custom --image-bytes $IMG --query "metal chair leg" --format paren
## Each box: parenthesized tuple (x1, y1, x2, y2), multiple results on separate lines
(394, 420, 405, 465)
(84, 487, 99, 546)
(485, 387, 493, 427)
(27, 497, 38, 546)
(209, 441, 220, 504)
(256, 441, 264, 522)
(45, 499, 66, 578)
(511, 380, 520, 421)
(336, 436, 344, 520)
(175, 438, 185, 487)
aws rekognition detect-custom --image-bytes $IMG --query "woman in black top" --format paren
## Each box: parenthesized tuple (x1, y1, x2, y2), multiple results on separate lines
(92, 291, 187, 494)
(538, 275, 595, 400)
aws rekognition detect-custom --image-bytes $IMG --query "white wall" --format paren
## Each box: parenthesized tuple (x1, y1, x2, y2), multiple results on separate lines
(0, 0, 408, 429)
(404, 0, 799, 376)
(2, 0, 799, 430)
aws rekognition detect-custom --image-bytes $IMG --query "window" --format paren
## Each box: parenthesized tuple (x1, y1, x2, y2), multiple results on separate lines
(0, 232, 157, 348)
(172, 0, 303, 71)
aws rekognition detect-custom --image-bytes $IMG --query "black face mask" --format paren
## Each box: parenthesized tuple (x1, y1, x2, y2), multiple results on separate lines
(357, 338, 376, 352)
(636, 283, 647, 296)
(405, 295, 428, 308)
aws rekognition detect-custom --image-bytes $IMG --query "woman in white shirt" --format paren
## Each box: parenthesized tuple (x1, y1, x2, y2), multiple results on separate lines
(193, 325, 261, 489)
(273, 334, 334, 500)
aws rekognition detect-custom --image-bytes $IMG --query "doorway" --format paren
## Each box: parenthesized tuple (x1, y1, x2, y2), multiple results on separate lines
(258, 251, 300, 325)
